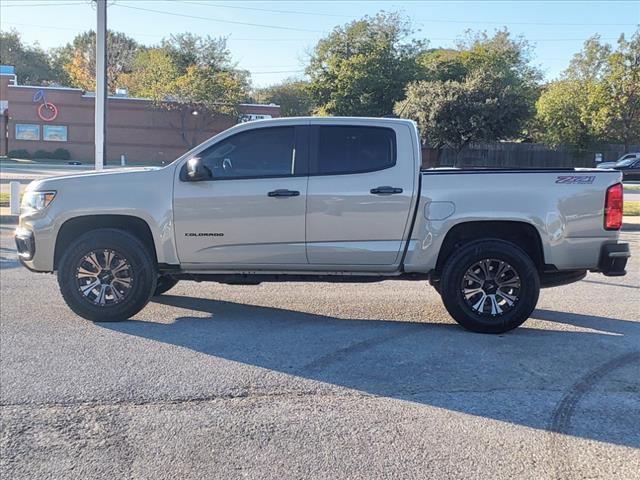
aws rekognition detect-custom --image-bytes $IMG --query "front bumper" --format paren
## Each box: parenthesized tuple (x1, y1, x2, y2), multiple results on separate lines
(598, 243, 630, 276)
(14, 227, 35, 261)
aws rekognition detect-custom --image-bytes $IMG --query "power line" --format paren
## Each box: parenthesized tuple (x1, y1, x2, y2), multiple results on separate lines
(250, 70, 305, 75)
(417, 19, 638, 27)
(113, 0, 638, 27)
(143, 0, 353, 19)
(1, 1, 87, 7)
(114, 3, 325, 33)
(2, 21, 620, 44)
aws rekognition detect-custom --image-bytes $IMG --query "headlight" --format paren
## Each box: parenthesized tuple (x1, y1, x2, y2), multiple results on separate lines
(21, 191, 56, 213)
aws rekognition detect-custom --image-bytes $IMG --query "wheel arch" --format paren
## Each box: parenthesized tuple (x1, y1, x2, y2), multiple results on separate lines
(54, 215, 158, 270)
(434, 220, 546, 275)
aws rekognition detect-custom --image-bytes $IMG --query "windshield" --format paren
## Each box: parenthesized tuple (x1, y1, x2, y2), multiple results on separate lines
(615, 158, 636, 167)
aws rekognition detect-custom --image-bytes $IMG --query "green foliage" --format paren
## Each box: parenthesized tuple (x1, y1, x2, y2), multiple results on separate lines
(397, 29, 540, 151)
(32, 149, 52, 159)
(52, 148, 71, 160)
(0, 30, 63, 85)
(307, 12, 425, 116)
(56, 30, 140, 93)
(536, 31, 640, 150)
(122, 48, 179, 100)
(7, 148, 70, 160)
(124, 35, 250, 148)
(161, 33, 233, 71)
(254, 80, 314, 117)
(535, 80, 593, 149)
(7, 149, 30, 159)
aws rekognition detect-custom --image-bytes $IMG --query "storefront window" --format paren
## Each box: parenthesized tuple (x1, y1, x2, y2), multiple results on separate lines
(43, 125, 68, 142)
(15, 124, 40, 141)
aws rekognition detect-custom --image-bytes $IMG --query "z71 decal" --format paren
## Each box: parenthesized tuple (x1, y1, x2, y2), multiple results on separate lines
(555, 175, 596, 184)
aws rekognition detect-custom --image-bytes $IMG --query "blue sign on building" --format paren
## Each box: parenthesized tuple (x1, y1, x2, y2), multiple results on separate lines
(0, 65, 16, 75)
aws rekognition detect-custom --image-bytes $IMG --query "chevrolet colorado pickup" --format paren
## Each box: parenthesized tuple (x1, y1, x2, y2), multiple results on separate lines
(15, 117, 630, 333)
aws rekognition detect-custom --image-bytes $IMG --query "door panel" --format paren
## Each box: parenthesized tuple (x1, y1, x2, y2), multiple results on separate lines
(174, 177, 308, 265)
(173, 125, 309, 266)
(305, 124, 417, 265)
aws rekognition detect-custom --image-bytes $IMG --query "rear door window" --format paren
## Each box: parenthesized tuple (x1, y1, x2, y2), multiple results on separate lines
(311, 126, 396, 175)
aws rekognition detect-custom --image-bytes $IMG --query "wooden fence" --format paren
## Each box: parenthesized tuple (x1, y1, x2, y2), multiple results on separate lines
(421, 143, 640, 169)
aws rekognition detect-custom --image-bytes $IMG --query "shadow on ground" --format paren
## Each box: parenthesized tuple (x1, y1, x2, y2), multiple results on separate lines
(100, 294, 640, 449)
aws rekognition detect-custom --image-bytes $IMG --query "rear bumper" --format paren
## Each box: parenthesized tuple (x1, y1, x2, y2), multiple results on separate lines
(597, 243, 630, 276)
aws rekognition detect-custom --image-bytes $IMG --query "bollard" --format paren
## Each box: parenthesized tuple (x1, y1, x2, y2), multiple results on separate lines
(10, 181, 21, 215)
(120, 154, 126, 167)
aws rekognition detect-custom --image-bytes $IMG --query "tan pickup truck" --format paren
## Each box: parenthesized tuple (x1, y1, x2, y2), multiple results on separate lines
(15, 117, 630, 333)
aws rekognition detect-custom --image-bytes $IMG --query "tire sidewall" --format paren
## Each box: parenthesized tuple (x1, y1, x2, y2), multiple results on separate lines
(57, 229, 157, 322)
(441, 240, 540, 333)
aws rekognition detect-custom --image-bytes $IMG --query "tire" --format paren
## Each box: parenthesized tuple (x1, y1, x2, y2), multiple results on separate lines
(57, 228, 157, 322)
(440, 239, 540, 334)
(154, 275, 179, 296)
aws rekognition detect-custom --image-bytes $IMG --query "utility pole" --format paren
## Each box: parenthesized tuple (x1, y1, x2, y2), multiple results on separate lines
(95, 0, 107, 170)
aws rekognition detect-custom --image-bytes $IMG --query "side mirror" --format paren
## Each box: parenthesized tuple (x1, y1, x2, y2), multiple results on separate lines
(185, 157, 212, 181)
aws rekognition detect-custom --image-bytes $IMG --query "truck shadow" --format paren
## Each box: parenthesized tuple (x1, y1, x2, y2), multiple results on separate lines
(101, 295, 640, 449)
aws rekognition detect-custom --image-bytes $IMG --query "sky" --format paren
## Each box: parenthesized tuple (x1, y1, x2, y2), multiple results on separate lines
(1, 0, 638, 88)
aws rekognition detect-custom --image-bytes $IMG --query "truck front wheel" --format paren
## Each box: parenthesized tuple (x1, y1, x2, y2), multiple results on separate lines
(57, 228, 157, 322)
(440, 239, 540, 333)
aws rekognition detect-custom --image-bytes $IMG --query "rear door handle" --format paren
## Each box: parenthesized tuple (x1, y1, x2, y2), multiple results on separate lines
(268, 189, 300, 197)
(370, 186, 403, 195)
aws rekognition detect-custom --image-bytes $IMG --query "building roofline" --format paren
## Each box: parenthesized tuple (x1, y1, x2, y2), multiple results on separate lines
(7, 84, 279, 109)
(9, 84, 83, 92)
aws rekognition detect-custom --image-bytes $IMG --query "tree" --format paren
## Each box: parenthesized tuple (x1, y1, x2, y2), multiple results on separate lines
(398, 69, 533, 154)
(124, 35, 250, 148)
(591, 32, 640, 151)
(397, 29, 540, 154)
(307, 12, 425, 116)
(167, 64, 249, 148)
(121, 48, 179, 100)
(254, 79, 314, 117)
(161, 33, 234, 71)
(58, 30, 140, 93)
(535, 80, 595, 149)
(0, 30, 61, 85)
(535, 32, 640, 151)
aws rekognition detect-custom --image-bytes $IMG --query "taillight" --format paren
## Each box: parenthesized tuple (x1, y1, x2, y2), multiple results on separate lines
(604, 183, 623, 230)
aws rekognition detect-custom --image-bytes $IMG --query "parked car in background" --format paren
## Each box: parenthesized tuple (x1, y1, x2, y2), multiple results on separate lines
(597, 152, 640, 171)
(613, 157, 640, 181)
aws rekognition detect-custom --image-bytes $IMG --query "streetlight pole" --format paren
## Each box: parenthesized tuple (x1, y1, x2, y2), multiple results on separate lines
(95, 0, 107, 170)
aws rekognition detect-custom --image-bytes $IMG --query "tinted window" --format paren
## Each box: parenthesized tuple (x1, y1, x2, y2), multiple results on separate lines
(314, 126, 396, 175)
(199, 127, 294, 179)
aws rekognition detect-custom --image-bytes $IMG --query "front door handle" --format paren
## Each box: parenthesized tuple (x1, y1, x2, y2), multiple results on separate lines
(370, 186, 403, 195)
(268, 189, 300, 197)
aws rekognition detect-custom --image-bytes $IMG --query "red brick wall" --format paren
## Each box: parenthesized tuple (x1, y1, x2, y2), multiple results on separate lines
(1, 83, 280, 165)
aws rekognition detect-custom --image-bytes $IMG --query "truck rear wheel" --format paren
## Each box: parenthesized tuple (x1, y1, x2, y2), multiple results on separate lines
(57, 228, 157, 322)
(440, 239, 540, 333)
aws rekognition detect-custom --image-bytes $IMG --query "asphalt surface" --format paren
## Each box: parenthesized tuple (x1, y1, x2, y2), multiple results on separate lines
(0, 225, 639, 479)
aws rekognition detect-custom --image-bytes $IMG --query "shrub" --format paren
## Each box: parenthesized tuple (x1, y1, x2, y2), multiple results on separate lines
(8, 149, 30, 159)
(52, 148, 71, 160)
(32, 149, 51, 159)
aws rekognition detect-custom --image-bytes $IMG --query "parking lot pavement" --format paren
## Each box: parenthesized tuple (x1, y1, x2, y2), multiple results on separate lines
(1, 225, 639, 480)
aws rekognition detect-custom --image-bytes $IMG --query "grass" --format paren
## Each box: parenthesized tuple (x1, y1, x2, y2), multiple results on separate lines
(624, 184, 640, 191)
(625, 201, 640, 216)
(0, 192, 9, 207)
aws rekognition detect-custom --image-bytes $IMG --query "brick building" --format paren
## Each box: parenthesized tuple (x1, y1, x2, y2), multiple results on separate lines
(0, 67, 280, 165)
